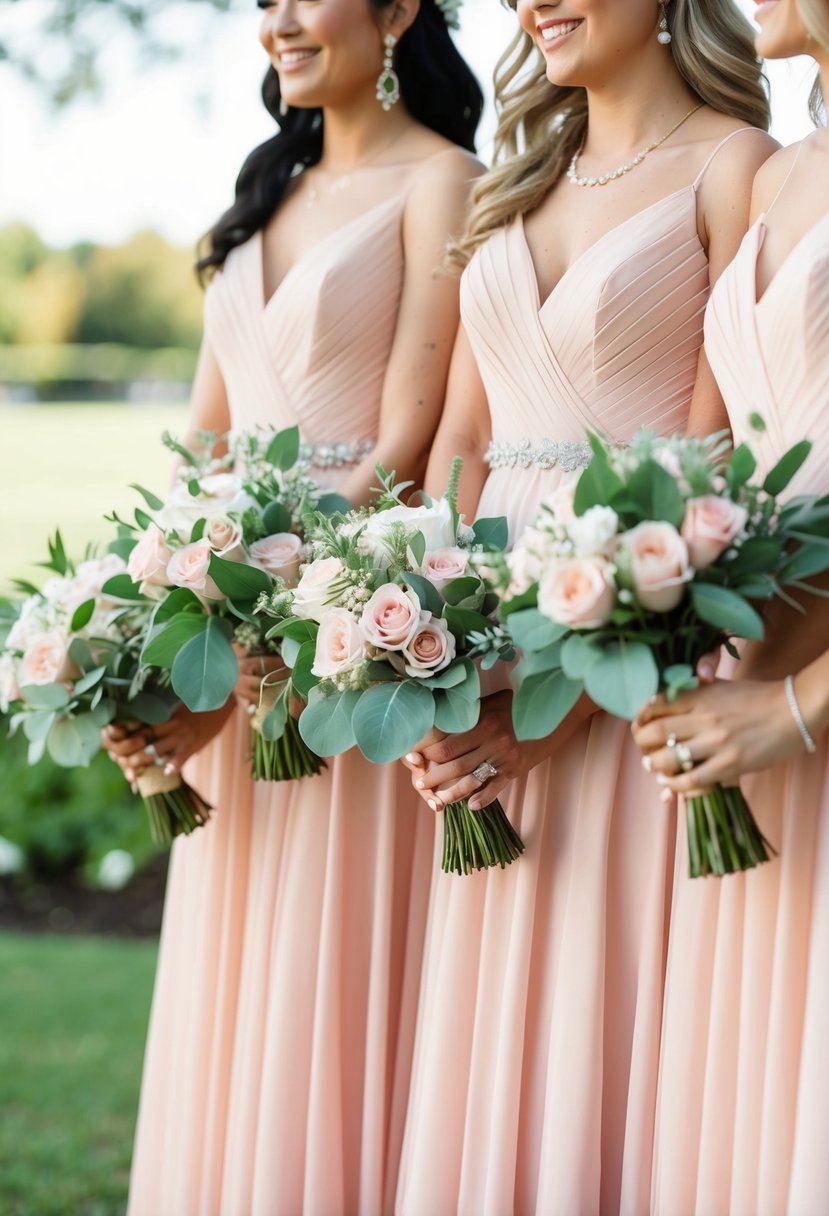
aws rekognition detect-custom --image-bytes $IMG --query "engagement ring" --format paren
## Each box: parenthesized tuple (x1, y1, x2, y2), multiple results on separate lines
(472, 761, 499, 784)
(144, 742, 166, 768)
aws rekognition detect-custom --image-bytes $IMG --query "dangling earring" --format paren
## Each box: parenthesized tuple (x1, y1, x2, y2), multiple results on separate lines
(279, 97, 288, 117)
(657, 0, 672, 44)
(376, 34, 400, 111)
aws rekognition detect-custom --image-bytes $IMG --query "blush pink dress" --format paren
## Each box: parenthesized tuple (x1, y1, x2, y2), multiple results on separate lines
(128, 194, 435, 1216)
(651, 154, 829, 1216)
(395, 129, 755, 1216)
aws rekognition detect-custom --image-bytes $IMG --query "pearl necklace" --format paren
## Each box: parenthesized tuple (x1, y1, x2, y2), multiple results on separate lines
(566, 103, 704, 188)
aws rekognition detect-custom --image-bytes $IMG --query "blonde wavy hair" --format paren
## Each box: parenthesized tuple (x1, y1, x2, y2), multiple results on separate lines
(449, 0, 770, 268)
(797, 0, 829, 123)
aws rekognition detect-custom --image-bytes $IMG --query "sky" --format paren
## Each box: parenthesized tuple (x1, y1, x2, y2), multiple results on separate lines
(0, 0, 818, 250)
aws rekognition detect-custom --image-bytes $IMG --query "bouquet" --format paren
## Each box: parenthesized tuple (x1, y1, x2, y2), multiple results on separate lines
(0, 534, 210, 844)
(114, 425, 342, 781)
(492, 425, 829, 877)
(258, 463, 525, 875)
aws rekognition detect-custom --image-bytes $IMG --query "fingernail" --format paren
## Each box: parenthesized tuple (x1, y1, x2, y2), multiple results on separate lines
(468, 800, 480, 811)
(405, 753, 419, 765)
(656, 774, 669, 786)
(247, 704, 256, 716)
(660, 788, 673, 803)
(428, 799, 438, 812)
(415, 779, 425, 789)
(125, 768, 134, 782)
(642, 755, 652, 772)
(164, 763, 176, 776)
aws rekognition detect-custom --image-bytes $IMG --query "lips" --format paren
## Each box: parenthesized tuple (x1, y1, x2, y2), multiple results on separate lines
(538, 18, 584, 49)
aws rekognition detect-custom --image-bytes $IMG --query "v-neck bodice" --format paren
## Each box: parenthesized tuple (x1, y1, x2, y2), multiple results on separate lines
(460, 182, 710, 451)
(705, 211, 829, 498)
(203, 192, 406, 449)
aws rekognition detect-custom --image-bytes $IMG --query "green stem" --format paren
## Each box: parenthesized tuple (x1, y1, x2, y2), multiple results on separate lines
(684, 784, 776, 878)
(251, 720, 326, 783)
(440, 797, 524, 876)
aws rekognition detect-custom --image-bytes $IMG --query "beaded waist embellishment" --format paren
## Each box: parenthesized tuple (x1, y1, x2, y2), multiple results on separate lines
(299, 439, 374, 469)
(484, 438, 593, 473)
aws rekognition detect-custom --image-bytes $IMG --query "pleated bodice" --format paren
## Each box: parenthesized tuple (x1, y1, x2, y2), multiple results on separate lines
(204, 193, 405, 450)
(705, 211, 829, 497)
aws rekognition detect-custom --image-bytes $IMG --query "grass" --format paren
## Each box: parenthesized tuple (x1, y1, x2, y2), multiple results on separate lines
(0, 402, 188, 591)
(0, 932, 158, 1216)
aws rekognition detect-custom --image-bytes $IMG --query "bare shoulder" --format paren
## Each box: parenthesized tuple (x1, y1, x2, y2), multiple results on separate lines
(408, 142, 485, 194)
(402, 144, 484, 252)
(749, 140, 801, 214)
(697, 124, 779, 221)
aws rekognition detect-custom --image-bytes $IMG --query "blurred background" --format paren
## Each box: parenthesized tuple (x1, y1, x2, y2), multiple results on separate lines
(0, 1, 816, 1211)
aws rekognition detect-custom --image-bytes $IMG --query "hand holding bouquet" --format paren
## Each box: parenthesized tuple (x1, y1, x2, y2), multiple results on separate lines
(258, 463, 525, 875)
(493, 426, 829, 877)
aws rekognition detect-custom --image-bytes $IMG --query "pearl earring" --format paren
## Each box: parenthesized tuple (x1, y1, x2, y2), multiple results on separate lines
(657, 1, 672, 43)
(376, 34, 400, 111)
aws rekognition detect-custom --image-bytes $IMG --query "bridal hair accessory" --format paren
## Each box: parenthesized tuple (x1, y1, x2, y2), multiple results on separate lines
(567, 102, 702, 187)
(376, 34, 400, 111)
(657, 0, 672, 44)
(435, 0, 463, 28)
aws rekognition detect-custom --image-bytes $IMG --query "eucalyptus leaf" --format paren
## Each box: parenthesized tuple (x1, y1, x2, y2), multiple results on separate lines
(472, 516, 509, 550)
(171, 616, 238, 711)
(290, 639, 319, 698)
(408, 530, 427, 568)
(402, 571, 444, 615)
(151, 586, 203, 625)
(46, 714, 102, 767)
(142, 613, 208, 668)
(508, 608, 567, 652)
(72, 665, 108, 697)
(22, 710, 56, 742)
(19, 683, 70, 710)
(691, 583, 765, 641)
(318, 492, 351, 516)
(625, 460, 685, 527)
(433, 686, 480, 734)
(209, 553, 272, 600)
(583, 640, 659, 719)
(259, 690, 289, 742)
(101, 574, 146, 602)
(442, 577, 483, 607)
(352, 681, 435, 763)
(512, 669, 583, 740)
(299, 687, 361, 756)
(265, 425, 300, 471)
(127, 692, 178, 725)
(263, 501, 292, 535)
(560, 633, 601, 680)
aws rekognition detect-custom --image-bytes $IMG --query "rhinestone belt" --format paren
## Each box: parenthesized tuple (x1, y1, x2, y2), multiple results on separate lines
(484, 437, 593, 472)
(299, 439, 374, 469)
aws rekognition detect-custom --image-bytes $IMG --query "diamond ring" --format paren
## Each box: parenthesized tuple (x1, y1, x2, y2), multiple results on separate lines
(674, 742, 695, 773)
(144, 742, 165, 768)
(472, 760, 498, 784)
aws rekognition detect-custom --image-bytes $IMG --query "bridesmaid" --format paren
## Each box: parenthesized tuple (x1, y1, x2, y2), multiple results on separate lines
(120, 2, 483, 1214)
(395, 1, 774, 1213)
(632, 3, 829, 1211)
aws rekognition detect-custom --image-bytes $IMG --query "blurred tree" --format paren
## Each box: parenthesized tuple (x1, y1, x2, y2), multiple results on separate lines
(0, 0, 243, 105)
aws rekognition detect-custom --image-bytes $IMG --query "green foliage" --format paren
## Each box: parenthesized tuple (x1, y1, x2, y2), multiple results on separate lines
(170, 616, 237, 711)
(0, 933, 157, 1216)
(351, 682, 435, 764)
(0, 730, 158, 880)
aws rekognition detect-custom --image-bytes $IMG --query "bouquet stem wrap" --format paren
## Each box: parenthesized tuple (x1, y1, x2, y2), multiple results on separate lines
(685, 784, 775, 878)
(442, 797, 525, 875)
(135, 767, 211, 845)
(251, 680, 325, 782)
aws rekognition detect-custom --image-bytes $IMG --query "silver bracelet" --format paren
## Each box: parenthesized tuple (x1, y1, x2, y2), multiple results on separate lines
(784, 674, 817, 755)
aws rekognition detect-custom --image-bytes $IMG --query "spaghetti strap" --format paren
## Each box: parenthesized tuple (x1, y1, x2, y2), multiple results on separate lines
(764, 141, 804, 217)
(692, 127, 762, 190)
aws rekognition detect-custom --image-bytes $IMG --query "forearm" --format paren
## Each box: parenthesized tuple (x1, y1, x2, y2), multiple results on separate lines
(791, 650, 829, 745)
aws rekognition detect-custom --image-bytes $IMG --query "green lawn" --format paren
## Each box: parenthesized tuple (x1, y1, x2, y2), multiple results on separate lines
(0, 932, 157, 1216)
(0, 402, 188, 590)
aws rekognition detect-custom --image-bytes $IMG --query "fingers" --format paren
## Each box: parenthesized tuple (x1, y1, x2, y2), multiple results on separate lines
(696, 652, 719, 684)
(633, 693, 692, 731)
(634, 713, 703, 756)
(402, 752, 425, 773)
(411, 744, 492, 795)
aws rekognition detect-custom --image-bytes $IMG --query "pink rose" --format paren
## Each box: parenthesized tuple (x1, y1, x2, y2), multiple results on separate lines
(618, 521, 692, 613)
(360, 585, 422, 651)
(402, 617, 457, 677)
(292, 557, 345, 622)
(249, 532, 303, 587)
(312, 608, 364, 678)
(681, 496, 748, 570)
(538, 556, 616, 629)
(205, 515, 244, 561)
(127, 526, 173, 591)
(18, 632, 78, 687)
(166, 539, 222, 600)
(420, 547, 469, 593)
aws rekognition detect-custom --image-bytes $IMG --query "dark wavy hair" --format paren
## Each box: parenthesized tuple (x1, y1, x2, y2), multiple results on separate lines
(197, 0, 482, 281)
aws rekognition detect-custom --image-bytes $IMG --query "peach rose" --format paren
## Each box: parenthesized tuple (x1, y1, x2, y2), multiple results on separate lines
(205, 515, 244, 561)
(360, 585, 423, 651)
(312, 608, 364, 678)
(420, 546, 469, 593)
(681, 496, 748, 569)
(166, 539, 222, 600)
(0, 654, 20, 711)
(127, 526, 173, 591)
(537, 556, 616, 629)
(402, 618, 456, 677)
(292, 557, 345, 621)
(618, 521, 692, 613)
(249, 532, 303, 587)
(18, 632, 78, 687)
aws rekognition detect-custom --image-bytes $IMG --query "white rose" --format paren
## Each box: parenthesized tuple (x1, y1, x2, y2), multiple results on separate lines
(0, 654, 20, 712)
(360, 498, 456, 559)
(248, 533, 303, 587)
(292, 557, 345, 622)
(567, 506, 619, 557)
(158, 473, 256, 541)
(312, 608, 365, 677)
